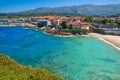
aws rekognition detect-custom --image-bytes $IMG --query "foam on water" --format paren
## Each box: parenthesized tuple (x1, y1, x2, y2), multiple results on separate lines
(99, 38, 120, 51)
(0, 26, 120, 80)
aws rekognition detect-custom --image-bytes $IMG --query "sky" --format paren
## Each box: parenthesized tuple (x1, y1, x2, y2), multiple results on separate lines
(0, 0, 120, 13)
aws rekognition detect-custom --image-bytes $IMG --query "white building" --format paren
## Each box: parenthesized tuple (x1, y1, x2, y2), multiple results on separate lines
(37, 20, 51, 27)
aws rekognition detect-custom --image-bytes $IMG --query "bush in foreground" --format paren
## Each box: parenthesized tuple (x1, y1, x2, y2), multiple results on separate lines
(0, 54, 63, 80)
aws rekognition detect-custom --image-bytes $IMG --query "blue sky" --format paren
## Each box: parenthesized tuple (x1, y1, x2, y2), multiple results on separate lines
(0, 0, 120, 13)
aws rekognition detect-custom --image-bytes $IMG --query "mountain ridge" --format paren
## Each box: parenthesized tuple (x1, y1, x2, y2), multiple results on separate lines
(24, 4, 120, 16)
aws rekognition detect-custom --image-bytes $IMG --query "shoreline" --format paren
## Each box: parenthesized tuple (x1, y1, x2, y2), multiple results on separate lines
(99, 37, 120, 51)
(44, 31, 89, 37)
(1, 26, 120, 50)
(44, 31, 75, 37)
(89, 33, 120, 51)
(45, 29, 89, 37)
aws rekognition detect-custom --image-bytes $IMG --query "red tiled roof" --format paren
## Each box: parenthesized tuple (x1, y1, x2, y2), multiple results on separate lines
(69, 22, 89, 25)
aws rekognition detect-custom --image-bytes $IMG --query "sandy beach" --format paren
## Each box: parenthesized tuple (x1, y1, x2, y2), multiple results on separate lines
(89, 33, 120, 50)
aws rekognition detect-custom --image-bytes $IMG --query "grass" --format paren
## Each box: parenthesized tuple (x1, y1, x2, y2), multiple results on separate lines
(0, 54, 63, 80)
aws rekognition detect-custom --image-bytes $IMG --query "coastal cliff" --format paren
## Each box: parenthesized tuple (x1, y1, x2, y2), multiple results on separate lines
(0, 54, 63, 80)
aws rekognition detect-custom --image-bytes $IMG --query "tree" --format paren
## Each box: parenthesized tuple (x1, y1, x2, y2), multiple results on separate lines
(94, 20, 99, 24)
(60, 21, 68, 29)
(101, 18, 109, 25)
(84, 16, 93, 22)
(115, 21, 120, 29)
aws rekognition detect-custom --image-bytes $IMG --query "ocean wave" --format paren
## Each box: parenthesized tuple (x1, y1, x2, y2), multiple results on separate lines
(99, 38, 120, 51)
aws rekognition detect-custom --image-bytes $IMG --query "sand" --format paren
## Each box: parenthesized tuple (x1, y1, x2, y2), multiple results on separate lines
(89, 33, 120, 50)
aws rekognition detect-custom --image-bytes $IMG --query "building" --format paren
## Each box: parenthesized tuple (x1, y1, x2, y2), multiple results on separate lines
(37, 20, 51, 27)
(0, 19, 9, 25)
(68, 22, 90, 30)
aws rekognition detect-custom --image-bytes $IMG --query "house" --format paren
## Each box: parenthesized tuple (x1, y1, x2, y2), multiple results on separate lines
(68, 22, 90, 30)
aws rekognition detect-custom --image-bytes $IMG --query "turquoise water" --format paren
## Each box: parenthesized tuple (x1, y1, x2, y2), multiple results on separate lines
(0, 26, 120, 80)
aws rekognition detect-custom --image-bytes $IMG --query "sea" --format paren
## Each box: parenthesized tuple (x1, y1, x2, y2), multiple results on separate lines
(0, 26, 120, 80)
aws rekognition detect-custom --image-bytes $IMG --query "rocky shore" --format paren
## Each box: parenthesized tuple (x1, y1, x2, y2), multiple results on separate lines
(45, 28, 88, 37)
(46, 29, 73, 36)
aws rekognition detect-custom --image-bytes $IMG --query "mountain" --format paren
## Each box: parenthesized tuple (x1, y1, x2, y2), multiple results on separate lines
(24, 4, 120, 16)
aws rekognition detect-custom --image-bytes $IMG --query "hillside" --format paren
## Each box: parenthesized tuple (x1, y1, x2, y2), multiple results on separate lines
(25, 4, 120, 16)
(0, 54, 63, 80)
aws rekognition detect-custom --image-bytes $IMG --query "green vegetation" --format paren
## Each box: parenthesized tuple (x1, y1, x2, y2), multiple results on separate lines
(0, 12, 83, 19)
(110, 14, 120, 17)
(84, 16, 94, 22)
(68, 29, 88, 35)
(115, 21, 120, 28)
(60, 21, 68, 29)
(93, 19, 100, 24)
(101, 18, 110, 25)
(0, 54, 63, 80)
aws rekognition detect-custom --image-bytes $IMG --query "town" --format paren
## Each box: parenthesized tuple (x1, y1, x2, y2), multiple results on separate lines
(0, 15, 120, 36)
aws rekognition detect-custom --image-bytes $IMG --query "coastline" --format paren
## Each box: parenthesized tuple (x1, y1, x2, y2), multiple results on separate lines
(44, 31, 74, 37)
(45, 29, 89, 37)
(89, 33, 120, 51)
(1, 26, 120, 49)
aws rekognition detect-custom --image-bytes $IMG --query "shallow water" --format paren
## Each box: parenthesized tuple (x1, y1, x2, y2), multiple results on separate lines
(0, 26, 120, 80)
